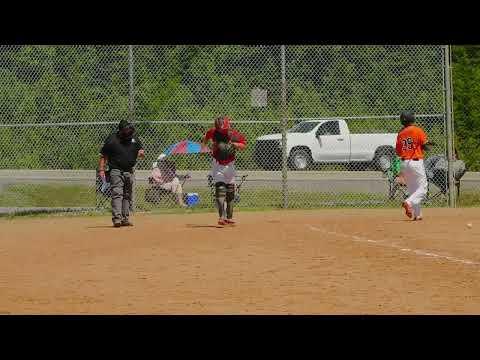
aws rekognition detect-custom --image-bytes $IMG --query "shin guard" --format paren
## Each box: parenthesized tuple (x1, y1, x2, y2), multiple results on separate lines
(215, 182, 227, 218)
(226, 184, 235, 219)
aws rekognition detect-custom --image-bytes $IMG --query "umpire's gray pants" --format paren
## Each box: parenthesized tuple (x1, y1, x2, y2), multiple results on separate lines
(110, 169, 134, 223)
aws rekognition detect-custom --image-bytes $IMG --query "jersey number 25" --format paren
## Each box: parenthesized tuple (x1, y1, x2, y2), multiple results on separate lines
(402, 137, 413, 150)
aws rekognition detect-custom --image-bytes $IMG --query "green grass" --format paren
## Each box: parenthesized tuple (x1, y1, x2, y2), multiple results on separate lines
(0, 184, 95, 208)
(136, 186, 450, 210)
(1, 183, 467, 218)
(457, 191, 480, 207)
(132, 186, 395, 211)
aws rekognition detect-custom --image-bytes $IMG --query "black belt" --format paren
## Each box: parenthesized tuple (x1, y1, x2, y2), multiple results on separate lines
(111, 168, 134, 173)
(401, 158, 420, 161)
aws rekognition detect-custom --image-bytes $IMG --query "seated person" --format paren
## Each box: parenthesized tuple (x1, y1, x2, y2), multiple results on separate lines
(149, 154, 187, 207)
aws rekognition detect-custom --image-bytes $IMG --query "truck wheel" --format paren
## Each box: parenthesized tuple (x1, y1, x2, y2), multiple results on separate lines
(289, 148, 312, 170)
(373, 148, 395, 172)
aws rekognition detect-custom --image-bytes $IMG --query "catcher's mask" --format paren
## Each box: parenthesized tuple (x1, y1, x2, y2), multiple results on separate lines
(118, 120, 135, 141)
(400, 111, 415, 126)
(214, 116, 231, 135)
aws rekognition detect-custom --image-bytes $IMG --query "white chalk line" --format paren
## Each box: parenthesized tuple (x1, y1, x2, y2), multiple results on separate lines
(307, 225, 480, 267)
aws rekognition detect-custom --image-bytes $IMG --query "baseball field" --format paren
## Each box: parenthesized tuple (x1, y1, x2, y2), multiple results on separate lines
(1, 207, 480, 314)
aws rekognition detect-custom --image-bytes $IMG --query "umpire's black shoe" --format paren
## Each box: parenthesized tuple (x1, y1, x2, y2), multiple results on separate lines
(121, 220, 133, 227)
(113, 222, 122, 228)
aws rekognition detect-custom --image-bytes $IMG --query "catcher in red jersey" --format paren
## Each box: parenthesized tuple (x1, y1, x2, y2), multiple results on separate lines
(202, 116, 247, 226)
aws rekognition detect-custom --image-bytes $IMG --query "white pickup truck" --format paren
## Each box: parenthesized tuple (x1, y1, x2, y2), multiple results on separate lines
(254, 119, 397, 171)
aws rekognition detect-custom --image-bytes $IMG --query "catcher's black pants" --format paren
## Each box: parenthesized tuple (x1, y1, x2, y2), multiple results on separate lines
(110, 169, 134, 224)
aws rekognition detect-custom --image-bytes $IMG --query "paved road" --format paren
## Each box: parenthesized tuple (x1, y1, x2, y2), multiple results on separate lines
(1, 169, 480, 194)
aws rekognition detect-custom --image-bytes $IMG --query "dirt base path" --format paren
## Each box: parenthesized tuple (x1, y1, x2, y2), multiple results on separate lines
(1, 208, 480, 314)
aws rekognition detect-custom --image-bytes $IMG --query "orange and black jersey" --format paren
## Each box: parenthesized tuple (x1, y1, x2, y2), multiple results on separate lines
(396, 125, 428, 160)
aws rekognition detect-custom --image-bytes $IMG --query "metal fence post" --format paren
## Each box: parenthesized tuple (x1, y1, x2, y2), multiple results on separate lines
(128, 45, 135, 123)
(128, 45, 137, 212)
(280, 45, 288, 209)
(444, 45, 456, 208)
(0, 45, 450, 212)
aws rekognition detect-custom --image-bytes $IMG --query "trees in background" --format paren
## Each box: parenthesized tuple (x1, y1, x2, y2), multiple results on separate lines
(452, 46, 480, 170)
(0, 45, 476, 170)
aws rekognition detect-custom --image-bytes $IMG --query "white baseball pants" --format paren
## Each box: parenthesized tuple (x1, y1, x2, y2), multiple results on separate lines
(401, 159, 428, 217)
(211, 159, 236, 185)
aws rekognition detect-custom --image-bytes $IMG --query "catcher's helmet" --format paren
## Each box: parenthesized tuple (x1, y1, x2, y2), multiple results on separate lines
(400, 111, 415, 126)
(214, 116, 231, 133)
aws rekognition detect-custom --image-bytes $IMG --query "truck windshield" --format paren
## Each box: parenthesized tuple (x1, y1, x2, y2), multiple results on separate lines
(288, 122, 319, 133)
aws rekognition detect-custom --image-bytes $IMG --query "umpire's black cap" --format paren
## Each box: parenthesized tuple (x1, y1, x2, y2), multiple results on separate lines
(118, 119, 134, 130)
(400, 111, 415, 125)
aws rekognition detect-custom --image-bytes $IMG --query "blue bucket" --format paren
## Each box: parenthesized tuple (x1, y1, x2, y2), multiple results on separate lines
(186, 193, 200, 207)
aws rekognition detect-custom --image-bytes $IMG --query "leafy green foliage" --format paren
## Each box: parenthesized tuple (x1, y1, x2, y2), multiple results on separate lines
(0, 45, 474, 171)
(452, 46, 480, 170)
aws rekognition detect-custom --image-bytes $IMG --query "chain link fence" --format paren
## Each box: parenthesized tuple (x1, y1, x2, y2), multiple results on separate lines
(0, 45, 467, 215)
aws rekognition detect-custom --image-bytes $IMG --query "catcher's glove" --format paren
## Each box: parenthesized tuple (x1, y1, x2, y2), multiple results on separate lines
(217, 142, 235, 160)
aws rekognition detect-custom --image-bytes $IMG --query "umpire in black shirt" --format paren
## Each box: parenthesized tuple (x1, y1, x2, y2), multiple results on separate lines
(99, 120, 145, 227)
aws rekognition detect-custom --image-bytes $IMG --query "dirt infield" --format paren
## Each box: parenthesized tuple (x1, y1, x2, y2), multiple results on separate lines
(1, 208, 480, 314)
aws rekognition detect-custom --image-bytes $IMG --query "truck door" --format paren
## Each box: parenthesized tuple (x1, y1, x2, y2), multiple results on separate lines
(314, 121, 350, 162)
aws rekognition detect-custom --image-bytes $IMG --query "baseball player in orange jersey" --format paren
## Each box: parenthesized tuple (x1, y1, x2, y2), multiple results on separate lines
(396, 111, 434, 221)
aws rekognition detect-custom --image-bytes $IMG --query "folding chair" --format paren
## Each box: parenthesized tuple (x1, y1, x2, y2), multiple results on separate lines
(425, 169, 463, 203)
(385, 156, 409, 201)
(424, 156, 466, 203)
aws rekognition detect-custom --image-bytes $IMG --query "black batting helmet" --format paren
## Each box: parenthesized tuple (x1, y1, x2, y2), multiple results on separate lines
(400, 111, 415, 126)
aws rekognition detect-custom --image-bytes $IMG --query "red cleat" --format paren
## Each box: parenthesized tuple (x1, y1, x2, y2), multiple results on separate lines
(402, 201, 413, 219)
(225, 219, 236, 225)
(218, 218, 228, 226)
